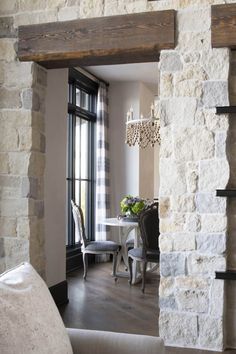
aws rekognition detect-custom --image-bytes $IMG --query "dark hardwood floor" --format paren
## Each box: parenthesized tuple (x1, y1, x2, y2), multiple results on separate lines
(60, 262, 159, 336)
(60, 262, 236, 354)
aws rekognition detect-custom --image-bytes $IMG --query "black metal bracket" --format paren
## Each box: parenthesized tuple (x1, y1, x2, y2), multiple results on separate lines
(216, 189, 236, 197)
(215, 270, 236, 280)
(216, 106, 236, 114)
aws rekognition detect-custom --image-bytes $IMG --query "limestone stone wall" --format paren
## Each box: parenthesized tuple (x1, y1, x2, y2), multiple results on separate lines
(0, 62, 47, 275)
(0, 0, 234, 350)
(156, 3, 230, 351)
(225, 51, 236, 348)
(0, 2, 47, 276)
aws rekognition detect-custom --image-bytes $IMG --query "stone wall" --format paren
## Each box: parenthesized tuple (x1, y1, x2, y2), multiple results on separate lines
(0, 60, 47, 276)
(0, 2, 47, 276)
(0, 0, 234, 350)
(225, 51, 236, 348)
(157, 3, 230, 349)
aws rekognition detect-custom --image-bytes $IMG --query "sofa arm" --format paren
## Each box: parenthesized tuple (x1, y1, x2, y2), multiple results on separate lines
(67, 328, 164, 354)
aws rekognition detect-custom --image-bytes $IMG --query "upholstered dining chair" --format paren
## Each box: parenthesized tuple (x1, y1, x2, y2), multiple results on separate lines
(128, 202, 160, 293)
(71, 200, 121, 280)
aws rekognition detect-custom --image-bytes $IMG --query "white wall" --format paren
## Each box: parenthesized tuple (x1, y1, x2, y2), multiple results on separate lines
(139, 82, 155, 199)
(44, 69, 68, 287)
(154, 143, 160, 198)
(109, 81, 158, 217)
(109, 82, 140, 217)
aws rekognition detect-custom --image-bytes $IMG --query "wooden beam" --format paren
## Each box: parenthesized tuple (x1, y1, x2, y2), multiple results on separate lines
(18, 10, 176, 68)
(212, 4, 236, 49)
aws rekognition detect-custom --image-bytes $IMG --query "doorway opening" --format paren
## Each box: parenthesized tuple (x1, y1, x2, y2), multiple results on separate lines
(44, 61, 160, 336)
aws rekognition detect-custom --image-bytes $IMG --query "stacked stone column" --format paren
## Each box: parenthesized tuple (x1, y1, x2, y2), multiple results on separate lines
(157, 5, 230, 351)
(224, 51, 236, 348)
(0, 4, 47, 276)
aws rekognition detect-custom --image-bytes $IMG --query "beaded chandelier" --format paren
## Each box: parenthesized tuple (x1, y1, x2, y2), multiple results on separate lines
(125, 105, 161, 149)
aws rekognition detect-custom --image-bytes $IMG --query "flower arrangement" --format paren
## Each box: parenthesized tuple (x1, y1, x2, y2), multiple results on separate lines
(120, 195, 146, 218)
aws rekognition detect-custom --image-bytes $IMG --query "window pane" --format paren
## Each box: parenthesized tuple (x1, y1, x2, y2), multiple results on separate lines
(81, 91, 89, 110)
(76, 87, 90, 110)
(81, 119, 89, 179)
(75, 117, 81, 179)
(76, 87, 81, 107)
(74, 180, 80, 243)
(74, 180, 80, 209)
(74, 180, 89, 243)
(75, 117, 89, 179)
(81, 181, 89, 237)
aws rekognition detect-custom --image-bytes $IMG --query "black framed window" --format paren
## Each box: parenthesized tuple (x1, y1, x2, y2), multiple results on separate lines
(67, 68, 98, 249)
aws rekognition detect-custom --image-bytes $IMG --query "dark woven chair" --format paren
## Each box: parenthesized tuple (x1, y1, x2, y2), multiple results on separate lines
(128, 202, 160, 293)
(71, 200, 121, 280)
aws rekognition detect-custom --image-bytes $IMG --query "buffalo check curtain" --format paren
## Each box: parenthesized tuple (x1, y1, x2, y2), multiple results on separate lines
(95, 83, 110, 242)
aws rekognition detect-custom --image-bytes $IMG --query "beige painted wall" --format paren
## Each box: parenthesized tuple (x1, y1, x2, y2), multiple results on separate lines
(108, 81, 158, 243)
(139, 82, 157, 199)
(109, 81, 140, 218)
(154, 143, 160, 198)
(44, 69, 68, 287)
(109, 81, 158, 218)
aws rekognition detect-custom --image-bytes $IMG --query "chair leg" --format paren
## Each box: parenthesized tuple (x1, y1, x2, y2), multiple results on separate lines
(112, 252, 118, 281)
(142, 261, 147, 293)
(128, 256, 133, 285)
(83, 253, 88, 280)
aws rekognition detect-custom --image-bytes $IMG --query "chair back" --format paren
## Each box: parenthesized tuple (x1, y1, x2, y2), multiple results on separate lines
(138, 202, 160, 253)
(71, 200, 87, 248)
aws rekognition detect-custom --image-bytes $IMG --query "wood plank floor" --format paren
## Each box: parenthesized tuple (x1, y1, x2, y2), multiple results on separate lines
(60, 262, 236, 354)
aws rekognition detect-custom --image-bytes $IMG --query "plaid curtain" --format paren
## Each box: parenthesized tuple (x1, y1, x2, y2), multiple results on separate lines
(95, 83, 110, 242)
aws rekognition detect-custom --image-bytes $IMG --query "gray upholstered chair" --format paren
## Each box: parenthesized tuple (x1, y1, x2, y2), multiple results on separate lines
(71, 200, 121, 280)
(128, 202, 160, 293)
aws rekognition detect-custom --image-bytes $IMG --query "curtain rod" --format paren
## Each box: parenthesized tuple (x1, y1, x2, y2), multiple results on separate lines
(75, 66, 109, 87)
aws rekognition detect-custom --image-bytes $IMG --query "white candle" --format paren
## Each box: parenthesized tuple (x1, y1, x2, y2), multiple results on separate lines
(151, 103, 154, 117)
(130, 106, 133, 120)
(127, 110, 130, 121)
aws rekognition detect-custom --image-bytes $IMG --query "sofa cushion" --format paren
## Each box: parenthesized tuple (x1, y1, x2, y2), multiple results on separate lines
(0, 262, 73, 354)
(67, 328, 165, 354)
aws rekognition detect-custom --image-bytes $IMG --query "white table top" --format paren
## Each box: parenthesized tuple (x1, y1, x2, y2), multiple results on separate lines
(101, 217, 138, 227)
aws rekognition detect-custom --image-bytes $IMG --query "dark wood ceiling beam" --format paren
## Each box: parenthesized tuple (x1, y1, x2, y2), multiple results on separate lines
(212, 4, 236, 49)
(17, 10, 176, 68)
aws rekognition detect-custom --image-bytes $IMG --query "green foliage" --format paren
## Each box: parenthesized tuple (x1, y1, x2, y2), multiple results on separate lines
(131, 200, 145, 215)
(120, 195, 146, 216)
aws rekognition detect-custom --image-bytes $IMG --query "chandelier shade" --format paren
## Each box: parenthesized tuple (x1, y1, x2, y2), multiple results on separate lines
(125, 105, 161, 148)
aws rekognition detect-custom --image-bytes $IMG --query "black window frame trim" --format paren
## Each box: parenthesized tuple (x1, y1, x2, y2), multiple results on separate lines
(66, 68, 98, 273)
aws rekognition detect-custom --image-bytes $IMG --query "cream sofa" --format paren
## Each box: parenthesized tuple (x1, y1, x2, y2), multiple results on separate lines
(0, 263, 164, 354)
